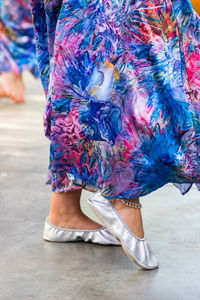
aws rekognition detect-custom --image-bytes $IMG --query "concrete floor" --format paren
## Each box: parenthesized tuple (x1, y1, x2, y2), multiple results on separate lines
(0, 73, 200, 300)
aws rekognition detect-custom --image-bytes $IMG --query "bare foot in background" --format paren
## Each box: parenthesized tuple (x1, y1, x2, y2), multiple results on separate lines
(0, 72, 25, 104)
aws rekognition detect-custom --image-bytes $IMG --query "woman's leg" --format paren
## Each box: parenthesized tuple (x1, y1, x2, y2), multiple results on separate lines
(112, 198, 144, 239)
(48, 190, 102, 230)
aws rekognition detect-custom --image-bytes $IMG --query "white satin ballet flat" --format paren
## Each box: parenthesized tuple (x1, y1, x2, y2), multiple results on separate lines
(43, 218, 120, 245)
(87, 192, 159, 270)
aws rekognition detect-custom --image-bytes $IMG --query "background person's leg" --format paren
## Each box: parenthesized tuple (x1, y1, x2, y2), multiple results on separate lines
(0, 0, 38, 103)
(0, 72, 25, 103)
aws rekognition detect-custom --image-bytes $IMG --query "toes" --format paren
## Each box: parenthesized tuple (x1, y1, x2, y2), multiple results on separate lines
(8, 90, 25, 104)
(0, 84, 21, 103)
(12, 96, 25, 104)
(0, 76, 25, 104)
(0, 84, 7, 97)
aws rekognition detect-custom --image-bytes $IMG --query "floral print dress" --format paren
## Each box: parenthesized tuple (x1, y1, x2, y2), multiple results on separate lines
(0, 0, 38, 76)
(30, 0, 200, 199)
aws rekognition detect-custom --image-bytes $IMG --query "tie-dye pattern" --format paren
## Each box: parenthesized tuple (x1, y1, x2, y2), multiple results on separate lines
(30, 0, 200, 199)
(0, 0, 38, 76)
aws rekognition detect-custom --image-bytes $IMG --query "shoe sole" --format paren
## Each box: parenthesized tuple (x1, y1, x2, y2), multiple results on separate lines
(88, 199, 156, 270)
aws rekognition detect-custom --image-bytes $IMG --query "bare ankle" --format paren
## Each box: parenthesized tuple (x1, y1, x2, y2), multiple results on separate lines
(48, 190, 83, 227)
(48, 212, 82, 228)
(112, 197, 140, 209)
(48, 191, 102, 230)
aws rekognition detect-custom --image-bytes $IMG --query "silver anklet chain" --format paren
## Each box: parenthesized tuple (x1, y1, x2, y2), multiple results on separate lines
(120, 199, 142, 209)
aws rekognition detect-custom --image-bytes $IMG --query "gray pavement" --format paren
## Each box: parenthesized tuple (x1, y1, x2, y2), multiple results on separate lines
(0, 72, 200, 300)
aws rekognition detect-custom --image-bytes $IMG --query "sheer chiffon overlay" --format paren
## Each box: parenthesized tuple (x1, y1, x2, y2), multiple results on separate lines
(30, 0, 200, 198)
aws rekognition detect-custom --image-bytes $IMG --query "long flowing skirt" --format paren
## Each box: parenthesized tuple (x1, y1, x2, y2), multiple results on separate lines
(30, 0, 200, 199)
(0, 0, 38, 76)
